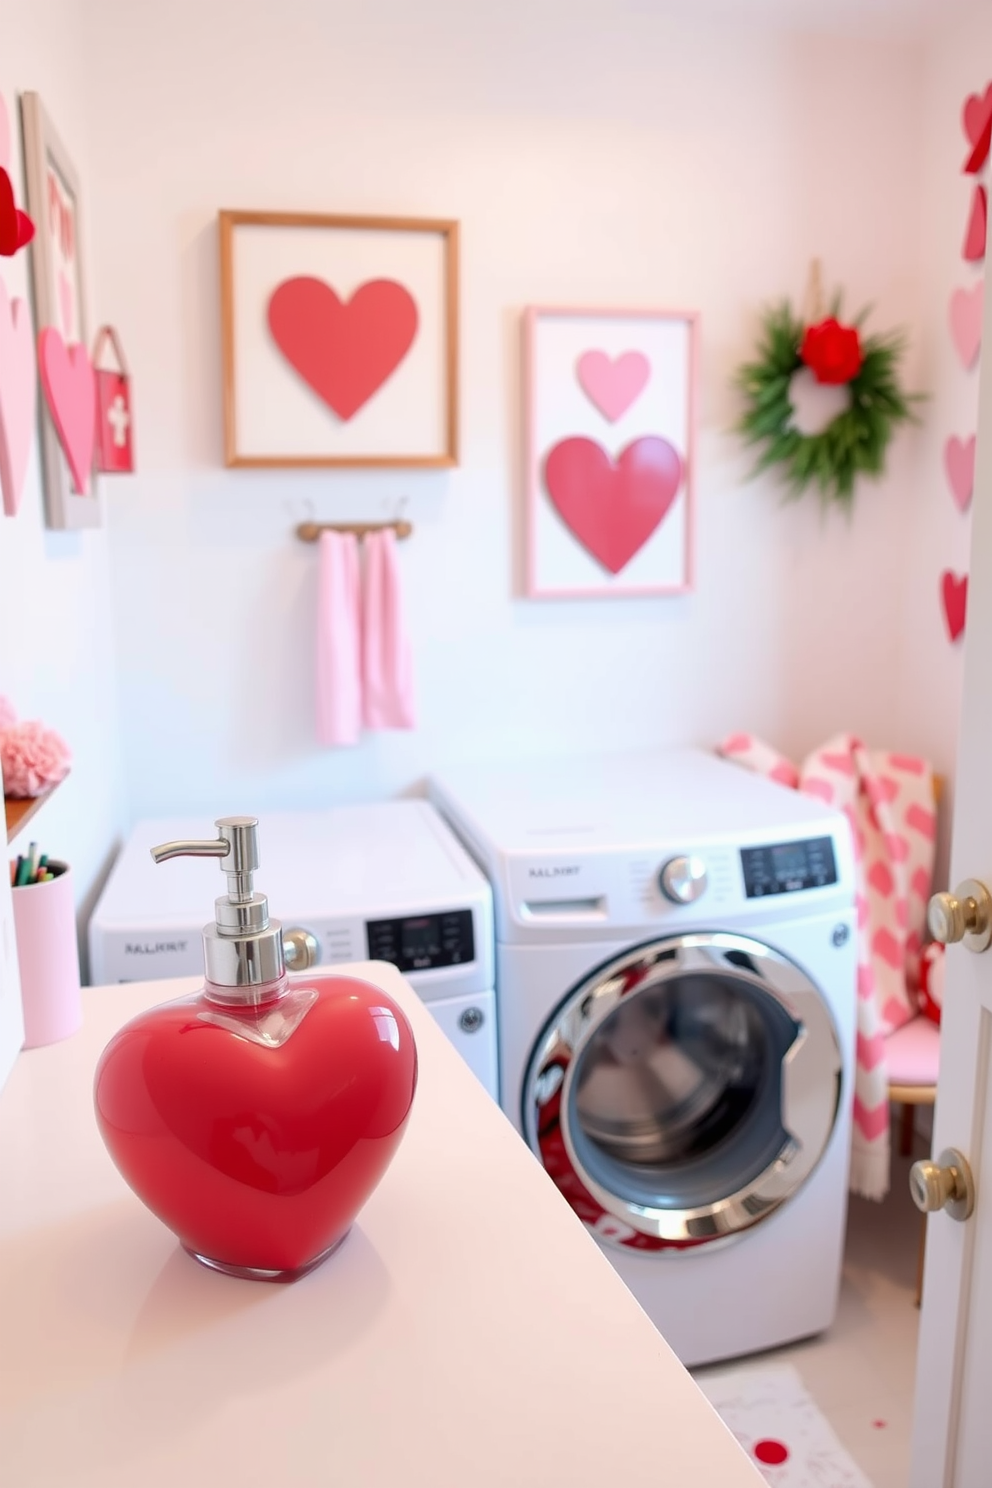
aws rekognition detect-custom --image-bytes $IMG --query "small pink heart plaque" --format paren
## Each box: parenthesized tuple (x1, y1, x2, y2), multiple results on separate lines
(576, 350, 650, 422)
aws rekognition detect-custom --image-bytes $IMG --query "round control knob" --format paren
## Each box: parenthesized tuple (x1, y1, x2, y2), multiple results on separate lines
(659, 855, 708, 905)
(459, 1007, 484, 1034)
(928, 878, 992, 953)
(910, 1148, 975, 1222)
(282, 927, 320, 972)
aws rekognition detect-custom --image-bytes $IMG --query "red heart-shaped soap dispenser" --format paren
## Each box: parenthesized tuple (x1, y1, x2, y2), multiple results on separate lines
(94, 816, 417, 1280)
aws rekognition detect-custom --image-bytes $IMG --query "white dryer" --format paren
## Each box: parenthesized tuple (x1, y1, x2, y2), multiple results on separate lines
(88, 801, 498, 1101)
(431, 748, 858, 1367)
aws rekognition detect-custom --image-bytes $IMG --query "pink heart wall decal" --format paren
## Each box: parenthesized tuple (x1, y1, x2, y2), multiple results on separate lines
(941, 570, 968, 642)
(944, 434, 976, 510)
(0, 280, 35, 516)
(576, 350, 650, 422)
(544, 435, 683, 574)
(38, 328, 95, 495)
(964, 185, 988, 263)
(950, 282, 984, 368)
(268, 277, 418, 421)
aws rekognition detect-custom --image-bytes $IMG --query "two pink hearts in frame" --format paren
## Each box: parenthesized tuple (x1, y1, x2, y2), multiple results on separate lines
(268, 274, 683, 576)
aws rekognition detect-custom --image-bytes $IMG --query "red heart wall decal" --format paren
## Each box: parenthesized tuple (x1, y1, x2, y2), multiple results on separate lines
(544, 436, 684, 574)
(941, 570, 968, 642)
(268, 277, 418, 421)
(0, 167, 32, 257)
(964, 185, 988, 263)
(964, 83, 992, 173)
(38, 328, 95, 495)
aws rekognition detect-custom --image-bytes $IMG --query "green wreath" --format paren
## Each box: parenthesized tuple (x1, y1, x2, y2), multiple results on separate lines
(734, 299, 922, 508)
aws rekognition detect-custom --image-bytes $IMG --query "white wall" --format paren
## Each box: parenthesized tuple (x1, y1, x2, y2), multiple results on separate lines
(78, 0, 932, 828)
(0, 0, 126, 961)
(897, 3, 992, 886)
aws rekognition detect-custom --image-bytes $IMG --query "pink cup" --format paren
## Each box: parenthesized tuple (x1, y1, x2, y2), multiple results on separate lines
(11, 860, 82, 1047)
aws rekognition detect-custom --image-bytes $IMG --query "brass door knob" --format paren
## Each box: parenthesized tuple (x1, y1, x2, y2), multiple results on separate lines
(928, 878, 992, 952)
(910, 1148, 975, 1221)
(282, 927, 320, 971)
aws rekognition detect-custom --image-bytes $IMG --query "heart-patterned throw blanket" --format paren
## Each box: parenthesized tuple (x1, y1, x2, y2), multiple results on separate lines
(718, 732, 936, 1200)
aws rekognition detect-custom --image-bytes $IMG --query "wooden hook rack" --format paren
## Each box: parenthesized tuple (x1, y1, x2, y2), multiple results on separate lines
(296, 520, 414, 543)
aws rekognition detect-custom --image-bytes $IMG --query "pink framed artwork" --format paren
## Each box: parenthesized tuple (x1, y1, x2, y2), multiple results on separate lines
(219, 212, 459, 468)
(20, 92, 98, 530)
(524, 307, 697, 599)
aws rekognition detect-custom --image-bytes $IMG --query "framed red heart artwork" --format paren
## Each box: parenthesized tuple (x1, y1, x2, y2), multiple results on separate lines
(220, 211, 459, 468)
(20, 91, 100, 530)
(524, 306, 697, 598)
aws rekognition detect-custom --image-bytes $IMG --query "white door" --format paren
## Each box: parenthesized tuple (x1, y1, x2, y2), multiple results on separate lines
(911, 264, 992, 1484)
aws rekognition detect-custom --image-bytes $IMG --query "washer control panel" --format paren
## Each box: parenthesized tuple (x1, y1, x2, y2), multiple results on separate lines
(366, 909, 476, 973)
(741, 836, 838, 898)
(659, 855, 709, 905)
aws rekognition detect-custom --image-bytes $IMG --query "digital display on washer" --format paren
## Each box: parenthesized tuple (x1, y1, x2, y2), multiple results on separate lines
(366, 909, 475, 972)
(740, 837, 838, 897)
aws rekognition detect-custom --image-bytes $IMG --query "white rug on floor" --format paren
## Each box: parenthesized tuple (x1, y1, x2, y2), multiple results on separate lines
(697, 1364, 873, 1486)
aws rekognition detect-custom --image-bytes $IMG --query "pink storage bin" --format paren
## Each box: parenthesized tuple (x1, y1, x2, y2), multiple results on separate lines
(11, 859, 82, 1048)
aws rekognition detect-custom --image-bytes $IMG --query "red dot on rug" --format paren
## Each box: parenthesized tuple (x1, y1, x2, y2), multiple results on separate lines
(754, 1439, 790, 1465)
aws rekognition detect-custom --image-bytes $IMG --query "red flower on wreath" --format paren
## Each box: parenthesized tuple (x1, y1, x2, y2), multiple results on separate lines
(800, 316, 863, 385)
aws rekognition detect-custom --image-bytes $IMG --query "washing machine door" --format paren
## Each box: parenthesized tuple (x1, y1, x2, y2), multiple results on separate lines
(522, 932, 843, 1252)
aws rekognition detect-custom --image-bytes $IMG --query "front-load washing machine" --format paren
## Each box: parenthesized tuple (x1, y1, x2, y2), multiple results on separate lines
(431, 748, 857, 1366)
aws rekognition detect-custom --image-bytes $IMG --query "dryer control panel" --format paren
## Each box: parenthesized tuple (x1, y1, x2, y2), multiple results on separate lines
(740, 836, 838, 898)
(366, 909, 476, 972)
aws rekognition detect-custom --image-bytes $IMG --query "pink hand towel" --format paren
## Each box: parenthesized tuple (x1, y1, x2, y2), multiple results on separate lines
(362, 527, 415, 730)
(315, 530, 362, 747)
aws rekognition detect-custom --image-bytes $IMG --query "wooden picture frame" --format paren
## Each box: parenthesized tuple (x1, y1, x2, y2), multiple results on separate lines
(219, 211, 459, 468)
(20, 91, 99, 530)
(524, 306, 697, 599)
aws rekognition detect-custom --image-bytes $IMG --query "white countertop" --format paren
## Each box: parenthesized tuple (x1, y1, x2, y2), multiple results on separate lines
(0, 964, 761, 1486)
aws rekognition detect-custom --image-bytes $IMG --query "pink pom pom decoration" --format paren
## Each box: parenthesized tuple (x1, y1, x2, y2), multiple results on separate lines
(0, 720, 71, 798)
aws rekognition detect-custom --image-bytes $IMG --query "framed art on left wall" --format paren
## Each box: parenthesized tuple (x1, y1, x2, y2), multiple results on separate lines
(220, 211, 460, 468)
(20, 91, 99, 530)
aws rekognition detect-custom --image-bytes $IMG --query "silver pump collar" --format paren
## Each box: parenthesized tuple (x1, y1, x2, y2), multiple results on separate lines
(150, 816, 286, 991)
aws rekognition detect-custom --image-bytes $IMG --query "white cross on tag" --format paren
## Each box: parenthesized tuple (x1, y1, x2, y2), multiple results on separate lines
(108, 394, 130, 448)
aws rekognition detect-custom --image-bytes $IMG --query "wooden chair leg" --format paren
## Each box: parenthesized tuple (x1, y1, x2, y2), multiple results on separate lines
(916, 1212, 927, 1308)
(900, 1100, 915, 1157)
